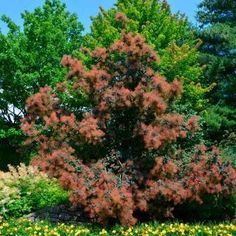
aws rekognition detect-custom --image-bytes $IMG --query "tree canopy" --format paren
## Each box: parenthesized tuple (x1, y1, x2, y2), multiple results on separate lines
(83, 0, 208, 112)
(197, 0, 236, 105)
(0, 0, 83, 143)
(196, 0, 236, 144)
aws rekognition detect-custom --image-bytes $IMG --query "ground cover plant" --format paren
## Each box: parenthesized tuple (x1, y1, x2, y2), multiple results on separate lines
(21, 16, 236, 225)
(0, 218, 236, 236)
(0, 163, 68, 220)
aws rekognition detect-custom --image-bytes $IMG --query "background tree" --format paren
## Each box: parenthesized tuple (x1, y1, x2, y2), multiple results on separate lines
(82, 0, 209, 112)
(196, 0, 236, 145)
(0, 0, 83, 169)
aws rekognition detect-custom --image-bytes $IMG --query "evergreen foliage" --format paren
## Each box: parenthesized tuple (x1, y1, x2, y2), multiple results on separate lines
(196, 0, 236, 144)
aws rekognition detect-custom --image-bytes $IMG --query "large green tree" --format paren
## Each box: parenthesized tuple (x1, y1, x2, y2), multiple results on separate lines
(196, 0, 236, 143)
(197, 0, 236, 104)
(0, 0, 83, 168)
(83, 0, 208, 112)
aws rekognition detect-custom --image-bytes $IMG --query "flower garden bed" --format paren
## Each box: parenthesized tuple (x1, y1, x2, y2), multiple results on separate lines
(0, 218, 235, 235)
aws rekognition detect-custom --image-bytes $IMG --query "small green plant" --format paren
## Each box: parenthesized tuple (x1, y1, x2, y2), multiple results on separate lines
(0, 163, 69, 219)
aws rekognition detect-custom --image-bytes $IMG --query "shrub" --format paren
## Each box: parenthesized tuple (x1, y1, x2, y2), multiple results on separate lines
(21, 26, 236, 225)
(0, 163, 68, 219)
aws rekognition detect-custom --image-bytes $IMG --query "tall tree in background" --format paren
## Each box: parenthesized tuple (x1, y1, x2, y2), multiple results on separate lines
(83, 0, 208, 113)
(0, 0, 83, 168)
(196, 0, 236, 144)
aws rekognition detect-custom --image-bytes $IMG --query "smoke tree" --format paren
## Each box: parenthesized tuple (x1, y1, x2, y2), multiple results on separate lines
(21, 22, 236, 225)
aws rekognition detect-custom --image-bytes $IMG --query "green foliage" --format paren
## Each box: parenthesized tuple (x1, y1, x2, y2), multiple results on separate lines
(203, 105, 236, 134)
(219, 132, 236, 167)
(197, 1, 236, 110)
(0, 0, 84, 161)
(84, 0, 207, 111)
(0, 141, 22, 171)
(196, 0, 236, 144)
(175, 195, 236, 221)
(202, 104, 236, 163)
(0, 164, 68, 219)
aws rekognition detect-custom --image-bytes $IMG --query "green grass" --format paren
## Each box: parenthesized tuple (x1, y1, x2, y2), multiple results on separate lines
(0, 218, 235, 235)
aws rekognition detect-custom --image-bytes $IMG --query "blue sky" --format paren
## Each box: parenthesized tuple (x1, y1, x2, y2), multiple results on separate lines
(0, 0, 201, 34)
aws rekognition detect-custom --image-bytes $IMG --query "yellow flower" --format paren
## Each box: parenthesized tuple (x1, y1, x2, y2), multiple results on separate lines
(99, 228, 107, 235)
(75, 230, 82, 236)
